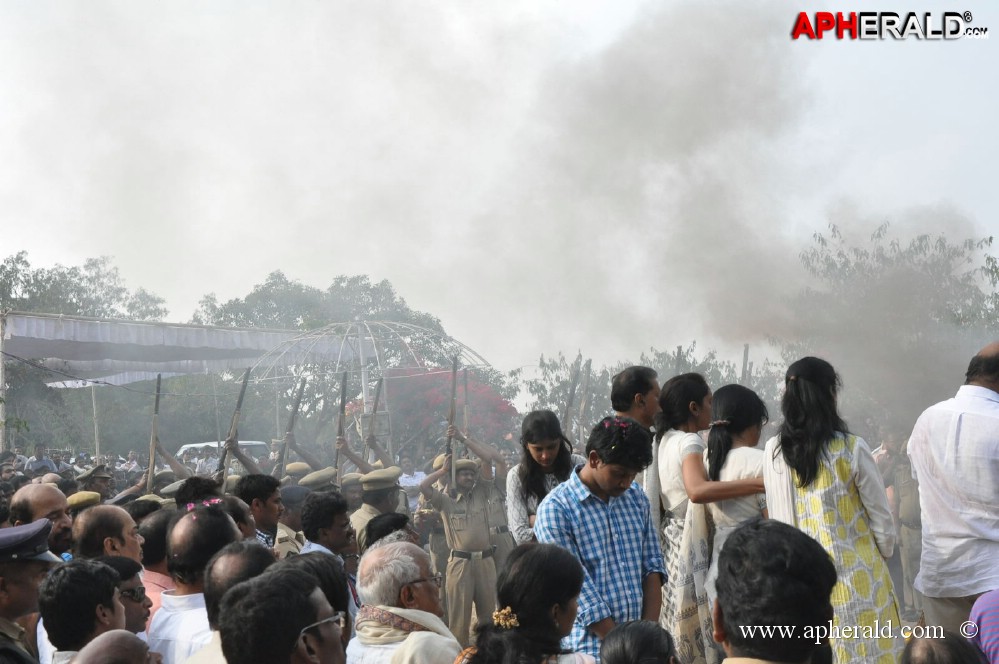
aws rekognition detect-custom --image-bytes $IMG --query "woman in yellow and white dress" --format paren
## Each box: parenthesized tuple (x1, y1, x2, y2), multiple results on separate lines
(764, 357, 903, 664)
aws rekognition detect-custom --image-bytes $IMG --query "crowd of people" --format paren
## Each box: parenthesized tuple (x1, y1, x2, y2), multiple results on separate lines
(0, 342, 996, 664)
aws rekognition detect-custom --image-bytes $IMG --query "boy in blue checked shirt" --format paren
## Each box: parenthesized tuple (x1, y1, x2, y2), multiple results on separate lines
(534, 416, 665, 661)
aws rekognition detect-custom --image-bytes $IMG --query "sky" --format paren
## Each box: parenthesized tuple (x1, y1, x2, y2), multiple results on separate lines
(2, 0, 996, 382)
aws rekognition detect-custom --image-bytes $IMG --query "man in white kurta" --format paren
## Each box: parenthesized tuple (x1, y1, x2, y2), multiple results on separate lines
(907, 341, 999, 634)
(346, 541, 459, 664)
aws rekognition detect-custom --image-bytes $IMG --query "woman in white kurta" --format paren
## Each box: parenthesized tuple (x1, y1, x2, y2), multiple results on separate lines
(506, 410, 585, 545)
(701, 384, 769, 604)
(763, 357, 903, 664)
(647, 374, 765, 664)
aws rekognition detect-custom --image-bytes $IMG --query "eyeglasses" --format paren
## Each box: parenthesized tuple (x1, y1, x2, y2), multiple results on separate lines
(298, 611, 346, 640)
(119, 586, 147, 603)
(405, 573, 443, 589)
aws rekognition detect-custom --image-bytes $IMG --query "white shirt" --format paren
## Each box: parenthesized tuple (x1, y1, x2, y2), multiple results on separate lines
(36, 617, 55, 664)
(907, 384, 999, 597)
(658, 429, 706, 518)
(399, 472, 426, 512)
(704, 447, 767, 602)
(147, 591, 213, 664)
(183, 631, 225, 664)
(301, 540, 337, 557)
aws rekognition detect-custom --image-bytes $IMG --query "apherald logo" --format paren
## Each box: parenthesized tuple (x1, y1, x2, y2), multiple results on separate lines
(791, 11, 989, 40)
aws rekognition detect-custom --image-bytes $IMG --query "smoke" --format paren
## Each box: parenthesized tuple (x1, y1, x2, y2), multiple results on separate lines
(459, 1, 810, 360)
(774, 202, 994, 435)
(1, 0, 992, 436)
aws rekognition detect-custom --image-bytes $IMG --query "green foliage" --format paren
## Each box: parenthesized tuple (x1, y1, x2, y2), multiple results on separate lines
(3, 256, 517, 459)
(192, 272, 443, 331)
(0, 252, 167, 320)
(524, 344, 766, 444)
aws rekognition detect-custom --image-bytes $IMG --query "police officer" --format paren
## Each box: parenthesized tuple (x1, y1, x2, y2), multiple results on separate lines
(76, 465, 113, 501)
(420, 449, 499, 647)
(339, 474, 363, 514)
(350, 467, 403, 552)
(275, 485, 310, 559)
(484, 477, 516, 574)
(0, 520, 62, 663)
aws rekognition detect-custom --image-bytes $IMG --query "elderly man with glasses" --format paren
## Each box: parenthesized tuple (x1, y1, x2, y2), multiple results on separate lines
(346, 541, 460, 664)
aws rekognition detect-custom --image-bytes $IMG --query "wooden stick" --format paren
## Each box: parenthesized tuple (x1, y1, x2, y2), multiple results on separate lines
(146, 374, 162, 493)
(216, 369, 250, 482)
(333, 372, 347, 484)
(462, 368, 470, 432)
(362, 377, 383, 462)
(446, 357, 459, 490)
(274, 377, 307, 479)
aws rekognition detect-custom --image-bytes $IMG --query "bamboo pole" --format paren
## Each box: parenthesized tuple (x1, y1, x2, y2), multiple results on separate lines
(146, 375, 162, 493)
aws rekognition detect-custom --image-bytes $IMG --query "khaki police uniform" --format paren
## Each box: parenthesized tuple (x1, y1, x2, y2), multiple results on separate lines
(0, 617, 35, 664)
(275, 521, 306, 559)
(350, 466, 403, 552)
(429, 468, 497, 647)
(485, 480, 515, 574)
(350, 504, 382, 552)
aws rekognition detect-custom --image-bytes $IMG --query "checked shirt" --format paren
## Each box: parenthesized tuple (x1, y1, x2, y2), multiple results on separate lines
(534, 466, 665, 660)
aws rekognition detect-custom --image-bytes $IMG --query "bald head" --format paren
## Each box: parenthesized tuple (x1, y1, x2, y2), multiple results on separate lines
(167, 506, 241, 590)
(978, 342, 999, 356)
(204, 541, 276, 628)
(10, 484, 72, 555)
(966, 342, 999, 391)
(74, 629, 160, 664)
(75, 505, 145, 564)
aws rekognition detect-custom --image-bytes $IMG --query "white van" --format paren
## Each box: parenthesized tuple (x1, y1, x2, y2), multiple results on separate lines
(175, 440, 271, 460)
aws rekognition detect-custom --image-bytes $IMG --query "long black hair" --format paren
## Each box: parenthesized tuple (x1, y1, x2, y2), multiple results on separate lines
(600, 621, 676, 664)
(777, 357, 849, 488)
(655, 373, 711, 441)
(517, 410, 573, 504)
(468, 543, 584, 664)
(706, 384, 769, 481)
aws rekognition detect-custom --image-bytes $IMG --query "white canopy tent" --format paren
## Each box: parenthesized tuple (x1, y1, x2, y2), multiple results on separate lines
(0, 311, 372, 448)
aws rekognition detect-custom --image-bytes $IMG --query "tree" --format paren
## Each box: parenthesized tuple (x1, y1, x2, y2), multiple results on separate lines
(193, 271, 520, 465)
(1, 252, 169, 452)
(192, 272, 442, 331)
(0, 252, 167, 320)
(524, 344, 757, 446)
(344, 367, 519, 463)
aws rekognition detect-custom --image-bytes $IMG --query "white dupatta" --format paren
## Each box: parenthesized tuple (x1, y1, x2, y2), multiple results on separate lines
(762, 435, 797, 526)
